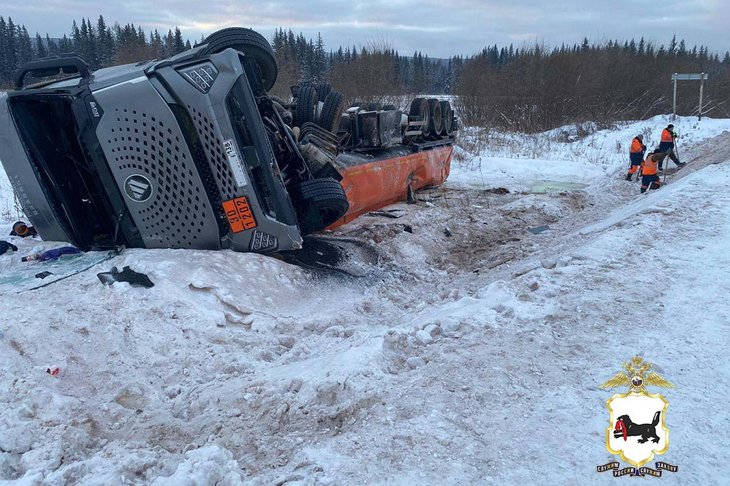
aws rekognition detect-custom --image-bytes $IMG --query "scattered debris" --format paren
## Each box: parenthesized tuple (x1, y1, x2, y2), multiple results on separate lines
(0, 241, 18, 255)
(46, 367, 60, 377)
(367, 209, 404, 219)
(444, 227, 452, 237)
(97, 266, 155, 288)
(485, 187, 510, 195)
(35, 271, 54, 279)
(403, 225, 413, 234)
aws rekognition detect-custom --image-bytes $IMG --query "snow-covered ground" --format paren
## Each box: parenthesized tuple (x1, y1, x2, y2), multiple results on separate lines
(1, 115, 730, 484)
(449, 114, 730, 192)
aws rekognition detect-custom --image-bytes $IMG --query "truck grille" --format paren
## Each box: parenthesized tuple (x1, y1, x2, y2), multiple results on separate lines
(106, 107, 211, 247)
(188, 105, 238, 201)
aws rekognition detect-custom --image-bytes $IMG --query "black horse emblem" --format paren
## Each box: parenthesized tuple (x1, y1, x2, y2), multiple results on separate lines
(613, 411, 661, 444)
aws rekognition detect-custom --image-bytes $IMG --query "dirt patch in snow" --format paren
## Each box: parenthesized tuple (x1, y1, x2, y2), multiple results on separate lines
(324, 185, 590, 285)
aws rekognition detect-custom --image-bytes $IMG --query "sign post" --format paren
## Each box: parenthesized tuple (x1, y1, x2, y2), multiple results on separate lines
(699, 73, 705, 120)
(671, 73, 709, 121)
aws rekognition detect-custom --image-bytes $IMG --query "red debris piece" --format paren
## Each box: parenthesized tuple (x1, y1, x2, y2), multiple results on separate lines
(46, 367, 61, 377)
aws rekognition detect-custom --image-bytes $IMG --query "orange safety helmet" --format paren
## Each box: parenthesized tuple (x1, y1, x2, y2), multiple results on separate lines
(11, 221, 37, 237)
(12, 221, 29, 236)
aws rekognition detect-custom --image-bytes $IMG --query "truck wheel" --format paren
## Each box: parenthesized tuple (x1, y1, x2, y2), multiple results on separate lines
(409, 97, 430, 137)
(295, 86, 318, 127)
(427, 98, 443, 137)
(197, 27, 278, 92)
(317, 82, 332, 100)
(319, 91, 346, 133)
(290, 178, 349, 234)
(440, 100, 453, 135)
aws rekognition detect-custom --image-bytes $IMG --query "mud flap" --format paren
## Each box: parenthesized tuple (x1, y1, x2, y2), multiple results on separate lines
(276, 236, 380, 277)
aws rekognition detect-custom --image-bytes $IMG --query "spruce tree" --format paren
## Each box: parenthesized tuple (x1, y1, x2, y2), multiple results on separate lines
(6, 18, 18, 75)
(35, 32, 47, 58)
(173, 27, 185, 54)
(0, 17, 7, 84)
(96, 15, 113, 67)
(45, 33, 57, 55)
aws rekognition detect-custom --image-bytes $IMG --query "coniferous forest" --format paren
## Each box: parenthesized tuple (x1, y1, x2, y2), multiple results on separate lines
(1, 15, 729, 132)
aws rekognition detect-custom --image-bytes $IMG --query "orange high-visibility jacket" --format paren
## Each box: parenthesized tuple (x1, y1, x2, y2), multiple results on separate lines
(630, 138, 645, 153)
(661, 129, 674, 143)
(642, 155, 659, 175)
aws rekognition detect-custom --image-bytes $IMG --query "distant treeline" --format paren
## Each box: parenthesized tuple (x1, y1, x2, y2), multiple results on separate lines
(269, 28, 452, 100)
(455, 37, 730, 131)
(1, 14, 729, 131)
(0, 16, 193, 86)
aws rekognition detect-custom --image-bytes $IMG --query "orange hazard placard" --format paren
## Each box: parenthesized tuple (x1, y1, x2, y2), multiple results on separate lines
(223, 196, 257, 233)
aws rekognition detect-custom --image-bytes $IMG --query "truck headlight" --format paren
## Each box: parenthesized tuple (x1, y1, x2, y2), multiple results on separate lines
(177, 62, 218, 93)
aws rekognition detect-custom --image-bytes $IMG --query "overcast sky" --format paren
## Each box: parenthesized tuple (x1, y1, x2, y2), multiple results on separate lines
(2, 0, 728, 58)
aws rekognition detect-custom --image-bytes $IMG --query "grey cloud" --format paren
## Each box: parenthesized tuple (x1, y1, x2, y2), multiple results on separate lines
(2, 0, 726, 58)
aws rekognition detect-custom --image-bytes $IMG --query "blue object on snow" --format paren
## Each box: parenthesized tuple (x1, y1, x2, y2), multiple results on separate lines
(23, 246, 82, 262)
(38, 246, 81, 261)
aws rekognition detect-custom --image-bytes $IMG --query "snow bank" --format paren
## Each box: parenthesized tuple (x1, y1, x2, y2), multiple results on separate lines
(1, 116, 730, 484)
(449, 115, 730, 192)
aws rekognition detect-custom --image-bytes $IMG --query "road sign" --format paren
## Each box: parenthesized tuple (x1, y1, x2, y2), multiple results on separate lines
(671, 73, 709, 120)
(671, 73, 708, 81)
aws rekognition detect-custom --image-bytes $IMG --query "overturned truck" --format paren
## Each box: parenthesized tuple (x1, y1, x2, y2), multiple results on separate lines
(0, 28, 456, 253)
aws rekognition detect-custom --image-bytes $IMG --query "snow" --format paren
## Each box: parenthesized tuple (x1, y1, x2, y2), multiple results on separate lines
(449, 114, 730, 193)
(1, 115, 730, 484)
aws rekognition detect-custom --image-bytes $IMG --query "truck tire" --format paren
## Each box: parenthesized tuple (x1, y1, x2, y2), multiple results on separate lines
(295, 86, 318, 127)
(319, 91, 346, 133)
(440, 100, 453, 135)
(298, 80, 315, 92)
(197, 27, 278, 92)
(409, 97, 430, 137)
(427, 98, 443, 137)
(317, 82, 332, 100)
(290, 178, 349, 234)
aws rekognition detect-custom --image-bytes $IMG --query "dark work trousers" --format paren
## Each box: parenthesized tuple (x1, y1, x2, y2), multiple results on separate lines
(658, 142, 681, 168)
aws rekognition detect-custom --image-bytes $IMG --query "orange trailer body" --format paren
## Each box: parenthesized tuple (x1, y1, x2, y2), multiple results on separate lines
(328, 144, 453, 229)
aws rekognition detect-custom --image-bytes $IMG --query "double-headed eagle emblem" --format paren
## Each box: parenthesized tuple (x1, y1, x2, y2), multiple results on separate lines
(600, 355, 674, 393)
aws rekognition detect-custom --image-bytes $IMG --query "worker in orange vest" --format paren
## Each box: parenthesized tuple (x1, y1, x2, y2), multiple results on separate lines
(657, 124, 684, 169)
(640, 150, 664, 193)
(625, 134, 646, 181)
